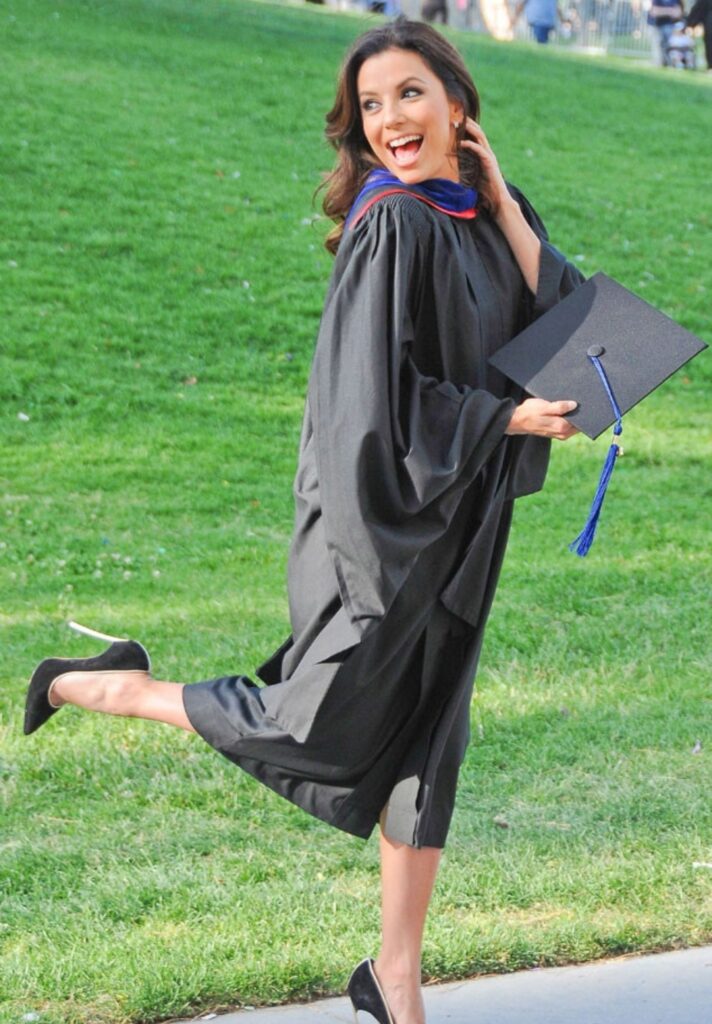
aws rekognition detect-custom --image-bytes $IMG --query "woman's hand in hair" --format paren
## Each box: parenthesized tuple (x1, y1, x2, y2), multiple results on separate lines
(459, 117, 511, 217)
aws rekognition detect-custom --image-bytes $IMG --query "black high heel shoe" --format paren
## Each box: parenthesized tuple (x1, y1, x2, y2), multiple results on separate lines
(347, 958, 395, 1024)
(24, 621, 151, 736)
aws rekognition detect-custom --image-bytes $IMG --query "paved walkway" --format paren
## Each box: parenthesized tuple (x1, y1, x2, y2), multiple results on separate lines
(184, 944, 712, 1024)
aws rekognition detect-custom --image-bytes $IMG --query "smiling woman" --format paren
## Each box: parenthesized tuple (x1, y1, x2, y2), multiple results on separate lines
(24, 16, 584, 1024)
(322, 18, 481, 249)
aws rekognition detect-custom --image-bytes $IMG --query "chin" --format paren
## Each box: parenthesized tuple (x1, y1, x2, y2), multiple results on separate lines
(386, 163, 428, 184)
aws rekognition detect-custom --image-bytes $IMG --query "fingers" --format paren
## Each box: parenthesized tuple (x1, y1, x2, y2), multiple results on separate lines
(460, 118, 488, 150)
(524, 398, 577, 416)
(459, 134, 494, 174)
(538, 400, 578, 439)
(529, 414, 577, 441)
(550, 418, 579, 441)
(460, 120, 505, 203)
(507, 398, 579, 440)
(544, 400, 578, 440)
(464, 116, 488, 145)
(549, 400, 578, 415)
(459, 139, 483, 154)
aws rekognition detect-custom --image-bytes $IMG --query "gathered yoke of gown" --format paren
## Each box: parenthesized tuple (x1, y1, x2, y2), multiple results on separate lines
(182, 183, 584, 848)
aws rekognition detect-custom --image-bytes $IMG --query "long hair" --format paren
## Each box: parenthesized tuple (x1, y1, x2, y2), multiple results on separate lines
(320, 17, 481, 255)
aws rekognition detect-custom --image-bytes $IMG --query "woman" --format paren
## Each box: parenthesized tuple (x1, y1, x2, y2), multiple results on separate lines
(24, 18, 582, 1024)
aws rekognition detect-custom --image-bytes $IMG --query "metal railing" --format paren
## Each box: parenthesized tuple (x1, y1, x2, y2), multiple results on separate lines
(351, 0, 664, 59)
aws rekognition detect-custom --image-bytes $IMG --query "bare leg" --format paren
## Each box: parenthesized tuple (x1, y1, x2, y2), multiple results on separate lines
(373, 811, 442, 1024)
(50, 671, 195, 732)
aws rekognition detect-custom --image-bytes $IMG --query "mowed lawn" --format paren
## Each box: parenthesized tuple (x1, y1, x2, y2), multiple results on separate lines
(0, 1, 710, 1022)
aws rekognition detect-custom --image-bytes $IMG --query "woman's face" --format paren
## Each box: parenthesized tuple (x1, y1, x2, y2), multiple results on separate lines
(356, 48, 463, 185)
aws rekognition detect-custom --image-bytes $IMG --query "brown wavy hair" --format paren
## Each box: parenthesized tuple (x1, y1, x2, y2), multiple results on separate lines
(320, 17, 482, 254)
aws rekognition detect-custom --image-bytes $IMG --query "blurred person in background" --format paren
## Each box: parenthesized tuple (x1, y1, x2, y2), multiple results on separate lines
(686, 0, 712, 68)
(648, 0, 686, 64)
(421, 0, 449, 23)
(515, 0, 563, 42)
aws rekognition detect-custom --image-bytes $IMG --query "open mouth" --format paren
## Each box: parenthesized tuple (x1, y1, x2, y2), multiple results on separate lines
(387, 134, 424, 167)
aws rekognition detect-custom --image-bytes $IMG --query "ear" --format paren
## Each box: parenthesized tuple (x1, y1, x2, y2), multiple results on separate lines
(449, 99, 465, 129)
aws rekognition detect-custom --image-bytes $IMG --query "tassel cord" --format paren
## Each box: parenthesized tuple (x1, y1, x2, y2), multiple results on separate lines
(569, 354, 624, 557)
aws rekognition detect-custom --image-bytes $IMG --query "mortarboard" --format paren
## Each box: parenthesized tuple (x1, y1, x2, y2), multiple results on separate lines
(489, 272, 708, 555)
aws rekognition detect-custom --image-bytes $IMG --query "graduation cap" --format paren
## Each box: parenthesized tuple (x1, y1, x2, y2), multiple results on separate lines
(489, 272, 708, 555)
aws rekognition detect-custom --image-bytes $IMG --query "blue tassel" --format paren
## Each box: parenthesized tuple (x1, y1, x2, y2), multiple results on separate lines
(569, 351, 624, 557)
(568, 435, 622, 557)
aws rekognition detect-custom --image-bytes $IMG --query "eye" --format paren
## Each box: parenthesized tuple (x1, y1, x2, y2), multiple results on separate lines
(361, 99, 379, 113)
(403, 86, 422, 99)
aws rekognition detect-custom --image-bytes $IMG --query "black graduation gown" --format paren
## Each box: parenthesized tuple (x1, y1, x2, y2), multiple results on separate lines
(183, 185, 584, 848)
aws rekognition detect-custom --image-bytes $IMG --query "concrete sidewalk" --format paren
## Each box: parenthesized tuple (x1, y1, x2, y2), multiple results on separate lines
(185, 944, 712, 1024)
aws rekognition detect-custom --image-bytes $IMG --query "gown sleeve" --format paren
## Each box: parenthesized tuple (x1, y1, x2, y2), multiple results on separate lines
(499, 185, 587, 501)
(309, 196, 516, 636)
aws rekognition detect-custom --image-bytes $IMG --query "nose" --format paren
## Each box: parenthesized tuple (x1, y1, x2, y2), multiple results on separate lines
(383, 97, 405, 129)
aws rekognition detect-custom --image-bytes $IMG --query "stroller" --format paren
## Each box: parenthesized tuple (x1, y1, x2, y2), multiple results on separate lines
(665, 21, 697, 67)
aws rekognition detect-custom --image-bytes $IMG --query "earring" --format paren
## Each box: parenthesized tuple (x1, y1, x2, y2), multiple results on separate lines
(452, 120, 461, 128)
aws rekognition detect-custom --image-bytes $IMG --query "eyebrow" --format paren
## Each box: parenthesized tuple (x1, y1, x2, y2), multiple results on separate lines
(358, 76, 428, 98)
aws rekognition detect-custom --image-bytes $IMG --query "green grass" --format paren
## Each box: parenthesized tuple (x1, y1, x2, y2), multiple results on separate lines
(1, 1, 711, 1022)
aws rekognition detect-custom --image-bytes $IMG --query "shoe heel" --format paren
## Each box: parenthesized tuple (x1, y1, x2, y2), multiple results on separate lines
(347, 959, 394, 1024)
(68, 620, 127, 643)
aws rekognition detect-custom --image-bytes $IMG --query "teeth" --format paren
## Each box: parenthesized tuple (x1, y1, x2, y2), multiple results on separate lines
(388, 134, 423, 150)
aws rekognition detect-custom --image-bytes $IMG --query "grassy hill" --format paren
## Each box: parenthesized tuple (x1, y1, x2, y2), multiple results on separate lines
(1, 1, 710, 1022)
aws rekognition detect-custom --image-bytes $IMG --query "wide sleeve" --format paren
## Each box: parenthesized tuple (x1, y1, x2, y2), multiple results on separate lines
(499, 185, 586, 502)
(507, 184, 586, 317)
(309, 198, 516, 636)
